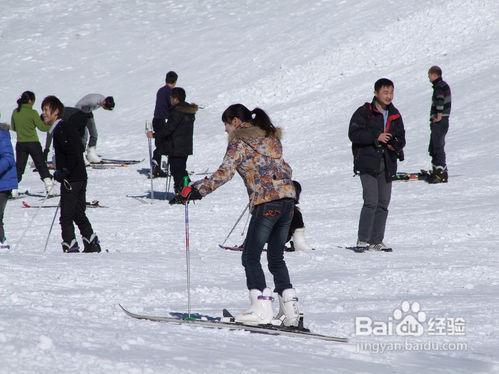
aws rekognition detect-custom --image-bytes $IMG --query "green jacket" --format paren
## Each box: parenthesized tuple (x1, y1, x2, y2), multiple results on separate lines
(11, 104, 51, 142)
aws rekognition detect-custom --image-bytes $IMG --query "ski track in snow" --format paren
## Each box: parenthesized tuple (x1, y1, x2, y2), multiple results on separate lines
(0, 0, 498, 373)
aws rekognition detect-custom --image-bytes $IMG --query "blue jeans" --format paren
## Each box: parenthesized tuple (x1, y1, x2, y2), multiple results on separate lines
(242, 198, 294, 295)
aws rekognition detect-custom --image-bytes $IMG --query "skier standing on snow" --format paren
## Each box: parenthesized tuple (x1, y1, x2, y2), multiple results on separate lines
(10, 91, 54, 196)
(41, 96, 101, 253)
(147, 86, 197, 201)
(348, 78, 405, 252)
(75, 93, 115, 163)
(0, 122, 17, 250)
(427, 65, 451, 183)
(149, 71, 178, 178)
(180, 104, 301, 327)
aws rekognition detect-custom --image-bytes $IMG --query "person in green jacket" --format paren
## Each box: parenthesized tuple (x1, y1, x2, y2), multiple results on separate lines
(11, 91, 54, 195)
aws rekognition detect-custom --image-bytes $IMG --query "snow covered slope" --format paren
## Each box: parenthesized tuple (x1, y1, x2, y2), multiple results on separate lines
(0, 0, 498, 373)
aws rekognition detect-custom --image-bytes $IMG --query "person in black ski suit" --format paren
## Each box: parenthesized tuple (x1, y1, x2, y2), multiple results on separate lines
(427, 65, 451, 183)
(41, 96, 101, 254)
(348, 78, 405, 252)
(148, 71, 178, 177)
(149, 87, 198, 202)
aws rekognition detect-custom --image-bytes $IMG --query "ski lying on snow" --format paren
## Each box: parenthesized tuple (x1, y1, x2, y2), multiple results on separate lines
(218, 244, 296, 252)
(98, 158, 144, 165)
(119, 305, 347, 343)
(336, 245, 392, 253)
(22, 200, 106, 208)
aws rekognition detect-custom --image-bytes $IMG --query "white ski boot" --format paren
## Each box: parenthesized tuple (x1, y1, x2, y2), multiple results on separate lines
(86, 146, 102, 163)
(235, 288, 273, 325)
(291, 228, 314, 251)
(275, 288, 300, 327)
(43, 177, 55, 196)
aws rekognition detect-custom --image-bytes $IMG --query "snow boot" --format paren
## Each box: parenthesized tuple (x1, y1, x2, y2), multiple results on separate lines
(368, 242, 393, 252)
(275, 288, 300, 327)
(62, 239, 80, 253)
(86, 146, 102, 163)
(235, 288, 274, 325)
(356, 239, 369, 249)
(290, 228, 314, 251)
(152, 166, 169, 178)
(428, 167, 448, 184)
(10, 189, 18, 199)
(82, 233, 101, 253)
(0, 238, 10, 251)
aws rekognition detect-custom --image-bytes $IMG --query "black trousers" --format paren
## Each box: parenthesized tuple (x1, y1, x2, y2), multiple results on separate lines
(287, 206, 304, 242)
(60, 180, 93, 244)
(0, 191, 10, 241)
(152, 118, 167, 167)
(429, 118, 449, 168)
(16, 142, 51, 182)
(169, 156, 188, 193)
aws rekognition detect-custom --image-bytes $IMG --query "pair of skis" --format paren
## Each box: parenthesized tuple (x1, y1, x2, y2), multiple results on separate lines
(21, 200, 106, 209)
(119, 305, 347, 343)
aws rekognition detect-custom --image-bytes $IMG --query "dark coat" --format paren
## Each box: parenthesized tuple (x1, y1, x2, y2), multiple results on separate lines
(52, 117, 87, 182)
(62, 107, 88, 140)
(155, 102, 198, 157)
(348, 99, 405, 181)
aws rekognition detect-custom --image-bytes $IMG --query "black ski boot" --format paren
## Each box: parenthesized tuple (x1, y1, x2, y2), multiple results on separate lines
(62, 239, 80, 253)
(82, 233, 101, 253)
(152, 166, 169, 178)
(428, 168, 448, 184)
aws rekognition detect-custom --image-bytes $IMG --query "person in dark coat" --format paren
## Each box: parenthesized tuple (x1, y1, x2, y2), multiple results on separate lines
(148, 87, 197, 201)
(427, 65, 451, 183)
(41, 96, 101, 254)
(348, 78, 405, 251)
(150, 71, 178, 177)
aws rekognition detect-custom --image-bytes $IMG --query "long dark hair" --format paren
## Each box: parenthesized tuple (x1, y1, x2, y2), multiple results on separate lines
(16, 91, 35, 112)
(221, 104, 276, 136)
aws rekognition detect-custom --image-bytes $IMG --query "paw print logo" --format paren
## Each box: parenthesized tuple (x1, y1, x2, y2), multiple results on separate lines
(393, 301, 426, 336)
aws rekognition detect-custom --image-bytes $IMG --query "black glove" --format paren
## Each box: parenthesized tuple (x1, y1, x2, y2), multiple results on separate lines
(53, 168, 68, 183)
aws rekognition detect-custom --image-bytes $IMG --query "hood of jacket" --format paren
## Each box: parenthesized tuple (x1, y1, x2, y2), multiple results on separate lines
(228, 122, 283, 159)
(174, 102, 198, 115)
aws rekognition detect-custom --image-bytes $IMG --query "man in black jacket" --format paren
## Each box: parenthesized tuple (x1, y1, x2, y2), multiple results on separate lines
(427, 65, 451, 183)
(150, 71, 178, 177)
(348, 78, 405, 251)
(41, 96, 101, 253)
(147, 87, 197, 203)
(166, 88, 197, 201)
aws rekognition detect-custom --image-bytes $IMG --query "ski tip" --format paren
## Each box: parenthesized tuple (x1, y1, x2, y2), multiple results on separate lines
(21, 201, 30, 208)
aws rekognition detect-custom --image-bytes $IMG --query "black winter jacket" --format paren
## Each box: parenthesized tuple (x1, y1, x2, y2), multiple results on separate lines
(155, 102, 198, 157)
(52, 117, 87, 182)
(348, 99, 405, 181)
